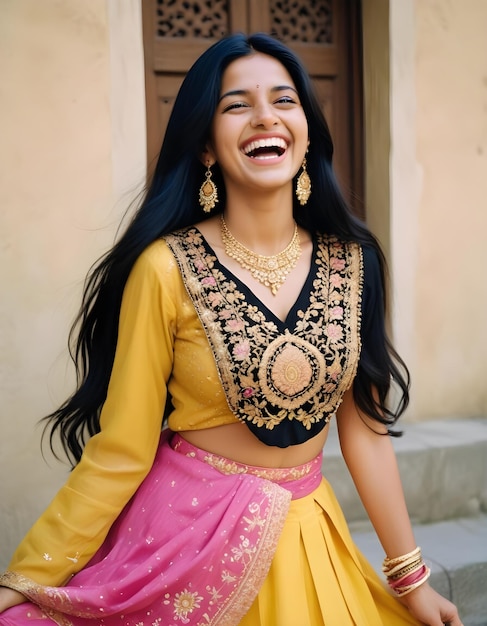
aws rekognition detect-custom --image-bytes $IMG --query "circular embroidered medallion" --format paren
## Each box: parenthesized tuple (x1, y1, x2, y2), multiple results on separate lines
(259, 335, 326, 409)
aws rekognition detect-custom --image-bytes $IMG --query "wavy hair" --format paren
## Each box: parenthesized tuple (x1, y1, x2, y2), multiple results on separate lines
(43, 32, 409, 465)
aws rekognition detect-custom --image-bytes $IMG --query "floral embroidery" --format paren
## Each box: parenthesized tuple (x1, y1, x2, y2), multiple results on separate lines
(325, 322, 344, 342)
(233, 339, 250, 360)
(243, 503, 267, 532)
(206, 585, 223, 605)
(231, 535, 255, 562)
(221, 570, 237, 584)
(151, 474, 290, 626)
(173, 589, 203, 622)
(202, 450, 316, 482)
(330, 256, 346, 271)
(330, 305, 344, 320)
(165, 229, 363, 443)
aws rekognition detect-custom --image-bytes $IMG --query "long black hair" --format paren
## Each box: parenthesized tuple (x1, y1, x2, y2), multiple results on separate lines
(43, 32, 409, 465)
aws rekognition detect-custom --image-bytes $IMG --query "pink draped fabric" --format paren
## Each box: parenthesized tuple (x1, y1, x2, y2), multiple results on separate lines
(0, 432, 323, 626)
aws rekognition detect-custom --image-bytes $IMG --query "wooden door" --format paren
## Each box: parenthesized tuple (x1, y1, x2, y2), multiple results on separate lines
(142, 0, 363, 213)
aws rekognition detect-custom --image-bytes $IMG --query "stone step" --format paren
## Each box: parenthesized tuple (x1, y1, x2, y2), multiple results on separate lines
(321, 417, 487, 625)
(352, 515, 487, 626)
(322, 417, 487, 524)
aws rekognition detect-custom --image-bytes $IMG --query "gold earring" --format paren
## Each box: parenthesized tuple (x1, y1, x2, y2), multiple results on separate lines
(296, 156, 311, 205)
(199, 163, 218, 213)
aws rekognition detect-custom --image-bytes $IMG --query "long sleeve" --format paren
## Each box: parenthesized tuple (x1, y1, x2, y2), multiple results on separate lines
(3, 241, 178, 586)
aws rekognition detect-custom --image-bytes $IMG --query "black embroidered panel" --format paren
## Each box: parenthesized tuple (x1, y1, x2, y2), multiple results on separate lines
(165, 228, 363, 447)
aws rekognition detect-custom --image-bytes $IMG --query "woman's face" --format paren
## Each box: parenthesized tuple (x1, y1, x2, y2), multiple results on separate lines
(206, 52, 309, 197)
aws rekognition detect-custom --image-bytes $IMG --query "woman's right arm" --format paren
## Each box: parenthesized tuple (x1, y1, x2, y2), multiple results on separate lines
(0, 242, 178, 602)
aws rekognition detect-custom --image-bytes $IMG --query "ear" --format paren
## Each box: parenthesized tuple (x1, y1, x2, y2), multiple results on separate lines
(200, 144, 216, 167)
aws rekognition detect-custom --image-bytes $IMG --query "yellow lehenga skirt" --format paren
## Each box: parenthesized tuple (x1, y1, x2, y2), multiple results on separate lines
(241, 477, 421, 626)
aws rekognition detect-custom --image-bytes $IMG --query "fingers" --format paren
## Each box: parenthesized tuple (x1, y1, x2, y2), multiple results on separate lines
(443, 617, 464, 626)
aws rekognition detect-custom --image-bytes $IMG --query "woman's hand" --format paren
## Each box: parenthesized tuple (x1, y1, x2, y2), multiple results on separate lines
(400, 582, 462, 626)
(0, 586, 27, 612)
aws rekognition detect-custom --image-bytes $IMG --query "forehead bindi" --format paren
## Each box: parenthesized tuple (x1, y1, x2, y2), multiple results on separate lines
(220, 53, 297, 96)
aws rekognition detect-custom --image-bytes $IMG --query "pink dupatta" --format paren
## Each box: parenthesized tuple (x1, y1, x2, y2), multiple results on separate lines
(0, 431, 322, 626)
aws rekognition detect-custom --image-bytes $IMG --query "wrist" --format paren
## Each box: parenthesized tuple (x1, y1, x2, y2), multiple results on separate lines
(0, 586, 27, 612)
(382, 546, 431, 598)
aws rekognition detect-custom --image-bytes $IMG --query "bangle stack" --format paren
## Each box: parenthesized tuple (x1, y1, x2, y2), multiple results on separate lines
(382, 546, 431, 597)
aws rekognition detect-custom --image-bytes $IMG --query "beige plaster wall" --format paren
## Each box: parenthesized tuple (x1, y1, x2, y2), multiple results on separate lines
(384, 0, 487, 420)
(413, 0, 487, 418)
(388, 1, 423, 415)
(0, 0, 146, 569)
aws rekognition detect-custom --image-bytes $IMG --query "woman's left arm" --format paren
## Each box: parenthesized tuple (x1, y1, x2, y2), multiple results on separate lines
(336, 387, 462, 626)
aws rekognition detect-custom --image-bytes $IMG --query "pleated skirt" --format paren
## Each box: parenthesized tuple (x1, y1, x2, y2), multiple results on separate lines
(240, 477, 422, 626)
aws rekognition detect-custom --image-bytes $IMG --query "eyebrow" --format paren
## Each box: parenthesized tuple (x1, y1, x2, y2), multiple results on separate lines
(218, 85, 298, 103)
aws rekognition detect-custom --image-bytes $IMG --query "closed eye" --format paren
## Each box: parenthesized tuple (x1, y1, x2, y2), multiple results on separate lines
(222, 101, 250, 113)
(275, 96, 297, 104)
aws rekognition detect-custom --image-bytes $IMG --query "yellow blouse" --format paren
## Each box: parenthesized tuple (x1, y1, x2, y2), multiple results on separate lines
(5, 240, 238, 587)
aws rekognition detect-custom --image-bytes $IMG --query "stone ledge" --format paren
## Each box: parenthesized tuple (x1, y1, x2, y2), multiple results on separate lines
(323, 417, 487, 524)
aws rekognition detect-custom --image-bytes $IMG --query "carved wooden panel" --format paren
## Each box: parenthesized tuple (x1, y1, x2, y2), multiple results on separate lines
(156, 0, 229, 39)
(270, 0, 333, 43)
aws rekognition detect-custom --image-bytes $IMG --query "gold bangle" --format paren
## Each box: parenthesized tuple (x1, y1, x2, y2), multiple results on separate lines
(383, 556, 424, 578)
(382, 546, 421, 568)
(387, 560, 425, 581)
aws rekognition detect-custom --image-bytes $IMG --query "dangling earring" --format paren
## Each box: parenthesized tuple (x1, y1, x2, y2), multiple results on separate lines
(199, 163, 218, 213)
(296, 155, 311, 206)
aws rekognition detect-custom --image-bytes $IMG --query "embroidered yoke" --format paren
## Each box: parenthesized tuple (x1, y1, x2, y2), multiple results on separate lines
(165, 228, 364, 447)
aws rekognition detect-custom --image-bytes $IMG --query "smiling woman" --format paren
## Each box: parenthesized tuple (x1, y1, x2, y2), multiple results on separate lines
(205, 53, 309, 202)
(0, 33, 462, 626)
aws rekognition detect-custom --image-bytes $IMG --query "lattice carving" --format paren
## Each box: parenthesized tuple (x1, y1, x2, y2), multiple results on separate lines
(270, 0, 333, 43)
(156, 0, 229, 38)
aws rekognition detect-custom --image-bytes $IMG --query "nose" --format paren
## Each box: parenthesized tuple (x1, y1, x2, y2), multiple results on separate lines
(250, 101, 279, 128)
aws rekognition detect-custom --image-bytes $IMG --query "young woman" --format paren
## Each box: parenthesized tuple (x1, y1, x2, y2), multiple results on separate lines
(0, 33, 461, 626)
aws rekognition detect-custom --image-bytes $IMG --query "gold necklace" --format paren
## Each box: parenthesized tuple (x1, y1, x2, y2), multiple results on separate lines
(220, 215, 301, 295)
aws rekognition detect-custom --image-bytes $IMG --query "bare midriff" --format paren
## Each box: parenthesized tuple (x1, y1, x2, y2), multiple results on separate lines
(179, 421, 329, 468)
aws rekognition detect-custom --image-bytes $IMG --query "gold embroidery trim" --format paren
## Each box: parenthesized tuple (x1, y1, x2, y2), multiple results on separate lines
(0, 571, 75, 626)
(203, 452, 313, 481)
(211, 483, 291, 625)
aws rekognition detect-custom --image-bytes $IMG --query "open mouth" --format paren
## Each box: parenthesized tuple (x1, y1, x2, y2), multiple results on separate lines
(242, 137, 288, 159)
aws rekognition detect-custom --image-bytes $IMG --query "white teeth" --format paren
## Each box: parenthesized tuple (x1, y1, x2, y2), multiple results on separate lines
(242, 137, 288, 155)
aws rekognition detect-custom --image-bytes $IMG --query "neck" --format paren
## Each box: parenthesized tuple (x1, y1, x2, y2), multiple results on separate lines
(222, 189, 295, 255)
(220, 214, 301, 296)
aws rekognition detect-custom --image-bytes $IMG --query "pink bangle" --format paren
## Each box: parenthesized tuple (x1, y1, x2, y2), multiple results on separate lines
(388, 564, 431, 597)
(388, 564, 428, 590)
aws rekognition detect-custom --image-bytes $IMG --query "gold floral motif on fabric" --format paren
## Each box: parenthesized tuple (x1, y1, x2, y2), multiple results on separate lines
(165, 229, 363, 436)
(202, 452, 313, 481)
